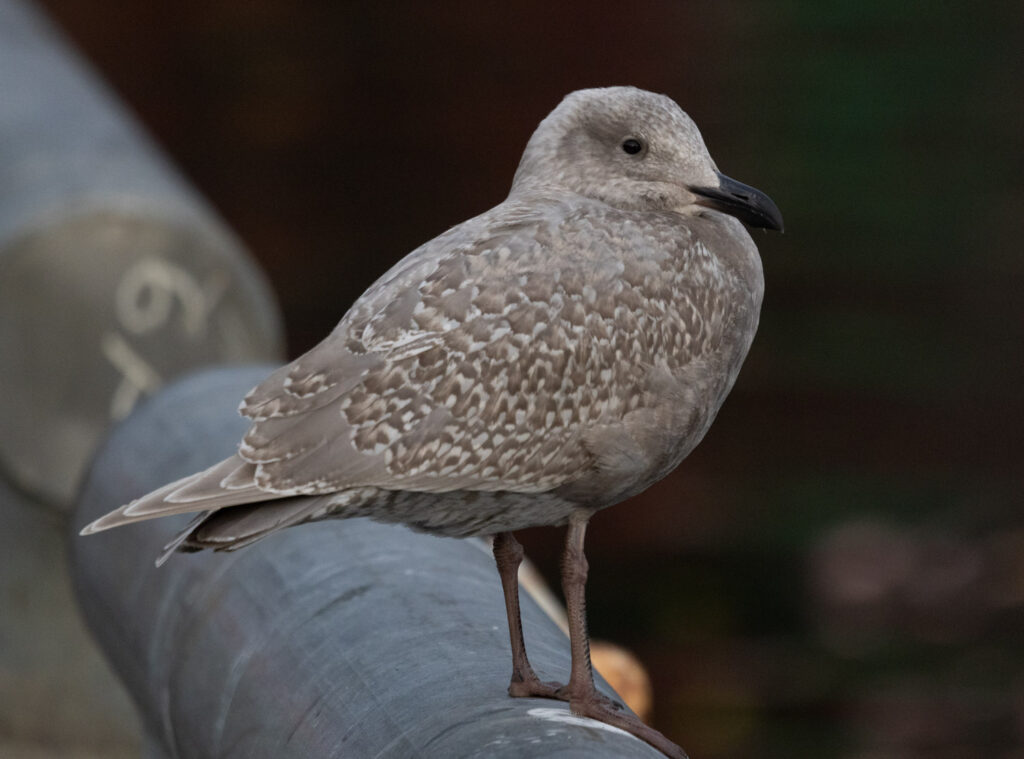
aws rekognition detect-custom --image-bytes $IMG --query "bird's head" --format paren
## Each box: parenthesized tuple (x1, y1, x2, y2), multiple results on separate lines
(512, 86, 783, 232)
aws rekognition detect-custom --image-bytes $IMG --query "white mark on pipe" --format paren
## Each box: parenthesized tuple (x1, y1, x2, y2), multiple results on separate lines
(115, 257, 224, 337)
(527, 707, 638, 741)
(101, 332, 162, 419)
(102, 256, 234, 420)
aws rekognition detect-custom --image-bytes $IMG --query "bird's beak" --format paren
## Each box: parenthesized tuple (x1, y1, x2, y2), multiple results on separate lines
(689, 172, 784, 232)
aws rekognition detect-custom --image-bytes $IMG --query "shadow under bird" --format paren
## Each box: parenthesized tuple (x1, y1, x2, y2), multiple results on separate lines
(82, 86, 783, 759)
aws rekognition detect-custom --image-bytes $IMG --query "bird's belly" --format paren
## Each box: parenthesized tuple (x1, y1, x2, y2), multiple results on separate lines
(647, 341, 753, 481)
(556, 332, 753, 510)
(359, 488, 582, 537)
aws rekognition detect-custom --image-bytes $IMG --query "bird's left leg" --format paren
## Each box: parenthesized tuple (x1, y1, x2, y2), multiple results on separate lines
(492, 531, 563, 699)
(558, 512, 689, 759)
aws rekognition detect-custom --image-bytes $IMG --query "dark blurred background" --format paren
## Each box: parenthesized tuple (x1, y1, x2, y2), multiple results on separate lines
(34, 1, 1024, 757)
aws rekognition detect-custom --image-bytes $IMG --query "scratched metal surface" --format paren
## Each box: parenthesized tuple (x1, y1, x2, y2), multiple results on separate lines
(0, 0, 283, 508)
(71, 366, 665, 758)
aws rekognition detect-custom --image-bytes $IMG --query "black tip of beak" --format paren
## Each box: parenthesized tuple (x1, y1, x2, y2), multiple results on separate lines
(689, 173, 784, 232)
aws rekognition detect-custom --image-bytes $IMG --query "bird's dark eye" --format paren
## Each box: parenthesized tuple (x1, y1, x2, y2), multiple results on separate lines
(621, 138, 644, 155)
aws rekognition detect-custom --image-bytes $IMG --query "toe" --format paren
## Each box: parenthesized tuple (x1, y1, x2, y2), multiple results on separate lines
(568, 696, 688, 759)
(508, 676, 566, 700)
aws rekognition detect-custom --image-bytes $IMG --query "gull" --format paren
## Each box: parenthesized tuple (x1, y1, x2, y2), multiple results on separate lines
(82, 86, 783, 758)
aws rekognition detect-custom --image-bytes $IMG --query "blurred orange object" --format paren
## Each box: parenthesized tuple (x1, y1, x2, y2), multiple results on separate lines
(590, 640, 654, 723)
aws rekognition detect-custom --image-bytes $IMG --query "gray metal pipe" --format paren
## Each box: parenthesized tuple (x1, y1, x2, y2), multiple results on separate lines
(0, 0, 283, 508)
(0, 0, 282, 753)
(71, 366, 664, 758)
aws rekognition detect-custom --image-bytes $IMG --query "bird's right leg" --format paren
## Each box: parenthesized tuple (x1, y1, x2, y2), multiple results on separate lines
(492, 532, 563, 699)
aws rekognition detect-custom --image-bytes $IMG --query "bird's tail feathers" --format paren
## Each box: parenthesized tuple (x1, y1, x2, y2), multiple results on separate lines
(155, 487, 379, 565)
(79, 455, 279, 536)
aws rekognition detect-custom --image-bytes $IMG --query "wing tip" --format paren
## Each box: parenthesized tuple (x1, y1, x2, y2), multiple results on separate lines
(79, 513, 124, 535)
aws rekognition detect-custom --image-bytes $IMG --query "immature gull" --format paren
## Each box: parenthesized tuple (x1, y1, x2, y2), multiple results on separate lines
(82, 86, 782, 758)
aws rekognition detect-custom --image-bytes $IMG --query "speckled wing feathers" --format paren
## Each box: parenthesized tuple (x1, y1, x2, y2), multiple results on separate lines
(83, 197, 760, 542)
(238, 202, 593, 495)
(231, 200, 736, 503)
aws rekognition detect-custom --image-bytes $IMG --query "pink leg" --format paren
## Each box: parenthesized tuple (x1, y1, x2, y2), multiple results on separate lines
(492, 532, 563, 699)
(559, 513, 689, 759)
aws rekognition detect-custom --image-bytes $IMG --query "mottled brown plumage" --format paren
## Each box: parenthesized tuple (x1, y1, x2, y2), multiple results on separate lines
(82, 86, 782, 758)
